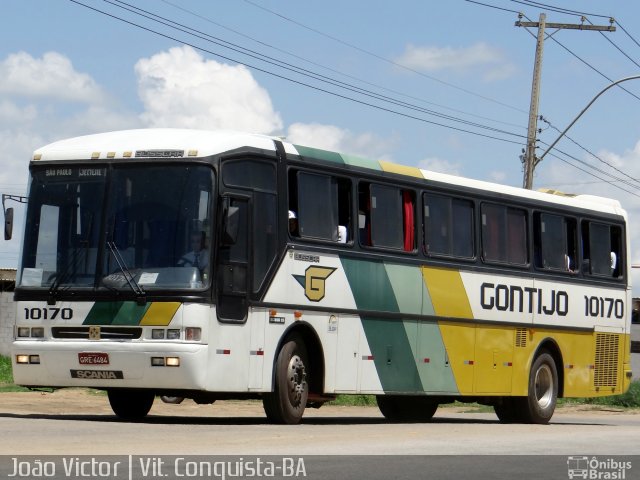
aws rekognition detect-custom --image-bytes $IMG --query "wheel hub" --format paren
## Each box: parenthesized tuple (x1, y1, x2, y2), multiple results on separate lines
(287, 354, 307, 405)
(534, 364, 553, 409)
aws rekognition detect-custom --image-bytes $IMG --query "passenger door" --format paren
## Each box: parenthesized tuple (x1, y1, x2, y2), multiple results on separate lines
(216, 196, 249, 322)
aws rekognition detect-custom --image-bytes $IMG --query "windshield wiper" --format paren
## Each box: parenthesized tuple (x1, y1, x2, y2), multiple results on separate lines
(105, 241, 146, 303)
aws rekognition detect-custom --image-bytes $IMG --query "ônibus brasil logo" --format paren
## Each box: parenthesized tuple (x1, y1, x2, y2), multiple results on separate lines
(567, 456, 632, 479)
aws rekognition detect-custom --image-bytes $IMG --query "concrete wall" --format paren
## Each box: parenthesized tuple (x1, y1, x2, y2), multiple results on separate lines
(0, 292, 15, 356)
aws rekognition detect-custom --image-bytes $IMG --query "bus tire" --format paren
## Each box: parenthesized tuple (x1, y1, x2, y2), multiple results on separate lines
(493, 397, 520, 423)
(263, 335, 309, 425)
(517, 351, 558, 424)
(376, 395, 438, 423)
(107, 389, 155, 420)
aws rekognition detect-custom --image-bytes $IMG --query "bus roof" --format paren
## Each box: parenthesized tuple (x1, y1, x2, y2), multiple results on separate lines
(32, 128, 624, 217)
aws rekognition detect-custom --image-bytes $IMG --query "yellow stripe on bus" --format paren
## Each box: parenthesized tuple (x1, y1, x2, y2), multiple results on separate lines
(139, 302, 181, 326)
(379, 160, 425, 178)
(421, 266, 473, 319)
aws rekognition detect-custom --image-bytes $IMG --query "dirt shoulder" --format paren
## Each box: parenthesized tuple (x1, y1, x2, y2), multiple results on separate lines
(0, 388, 636, 419)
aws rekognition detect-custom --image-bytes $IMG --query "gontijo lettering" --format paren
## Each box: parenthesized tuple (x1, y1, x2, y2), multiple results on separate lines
(480, 282, 569, 316)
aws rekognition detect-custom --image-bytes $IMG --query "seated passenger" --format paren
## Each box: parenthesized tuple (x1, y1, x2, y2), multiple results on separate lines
(337, 225, 347, 243)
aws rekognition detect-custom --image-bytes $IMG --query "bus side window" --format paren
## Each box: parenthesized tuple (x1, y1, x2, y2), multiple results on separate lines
(534, 213, 576, 272)
(481, 204, 527, 266)
(290, 170, 351, 244)
(364, 183, 414, 252)
(582, 221, 623, 278)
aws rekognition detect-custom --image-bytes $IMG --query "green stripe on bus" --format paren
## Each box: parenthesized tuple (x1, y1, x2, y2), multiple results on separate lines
(340, 257, 399, 313)
(415, 321, 459, 393)
(83, 302, 125, 325)
(83, 301, 151, 325)
(384, 263, 434, 316)
(361, 317, 423, 392)
(341, 154, 382, 170)
(340, 257, 421, 392)
(112, 302, 151, 325)
(294, 145, 345, 165)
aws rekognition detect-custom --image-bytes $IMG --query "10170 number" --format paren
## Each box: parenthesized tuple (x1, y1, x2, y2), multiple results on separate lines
(24, 307, 73, 320)
(584, 296, 624, 319)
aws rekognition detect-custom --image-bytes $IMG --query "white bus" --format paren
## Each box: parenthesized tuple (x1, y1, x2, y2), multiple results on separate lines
(6, 128, 633, 424)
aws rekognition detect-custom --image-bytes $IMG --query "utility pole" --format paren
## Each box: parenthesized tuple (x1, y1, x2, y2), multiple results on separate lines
(516, 14, 616, 189)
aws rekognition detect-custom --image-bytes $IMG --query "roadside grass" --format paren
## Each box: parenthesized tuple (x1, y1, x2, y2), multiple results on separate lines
(328, 394, 377, 407)
(329, 381, 640, 410)
(558, 380, 640, 409)
(0, 354, 15, 383)
(0, 355, 29, 392)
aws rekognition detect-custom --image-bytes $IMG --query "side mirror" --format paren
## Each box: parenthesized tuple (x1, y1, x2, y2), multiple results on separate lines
(4, 207, 13, 241)
(221, 198, 239, 245)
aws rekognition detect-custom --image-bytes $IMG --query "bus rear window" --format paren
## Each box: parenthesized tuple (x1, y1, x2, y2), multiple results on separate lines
(582, 221, 623, 278)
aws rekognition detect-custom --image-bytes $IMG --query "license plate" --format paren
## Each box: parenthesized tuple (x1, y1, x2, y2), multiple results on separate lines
(78, 352, 109, 365)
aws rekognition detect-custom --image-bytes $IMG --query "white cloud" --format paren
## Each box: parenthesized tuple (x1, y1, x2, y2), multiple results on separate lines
(0, 51, 135, 196)
(0, 51, 106, 103)
(394, 42, 514, 80)
(286, 123, 393, 159)
(0, 100, 38, 125)
(135, 46, 282, 134)
(417, 157, 461, 176)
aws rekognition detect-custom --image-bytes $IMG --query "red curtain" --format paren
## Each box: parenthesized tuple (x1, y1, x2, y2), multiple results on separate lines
(403, 191, 414, 252)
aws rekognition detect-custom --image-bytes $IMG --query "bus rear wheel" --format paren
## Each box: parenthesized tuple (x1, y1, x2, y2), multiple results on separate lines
(516, 351, 558, 424)
(107, 389, 155, 420)
(376, 395, 438, 423)
(263, 335, 309, 424)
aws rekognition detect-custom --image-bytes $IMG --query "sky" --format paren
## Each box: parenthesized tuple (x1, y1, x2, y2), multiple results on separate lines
(3, 0, 640, 291)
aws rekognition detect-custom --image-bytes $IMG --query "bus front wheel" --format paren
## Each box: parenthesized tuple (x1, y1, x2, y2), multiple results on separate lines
(263, 335, 309, 424)
(107, 389, 155, 420)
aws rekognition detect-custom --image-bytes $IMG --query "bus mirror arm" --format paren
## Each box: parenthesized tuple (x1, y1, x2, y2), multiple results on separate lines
(2, 194, 27, 241)
(4, 207, 13, 241)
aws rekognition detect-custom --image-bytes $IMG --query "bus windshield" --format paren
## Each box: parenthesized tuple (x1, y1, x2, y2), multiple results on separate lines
(19, 164, 215, 292)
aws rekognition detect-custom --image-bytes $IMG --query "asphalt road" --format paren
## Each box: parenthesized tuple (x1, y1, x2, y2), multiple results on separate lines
(1, 390, 639, 480)
(0, 390, 638, 456)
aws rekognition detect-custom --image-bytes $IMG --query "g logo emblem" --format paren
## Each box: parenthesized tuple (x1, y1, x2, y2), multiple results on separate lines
(293, 266, 336, 302)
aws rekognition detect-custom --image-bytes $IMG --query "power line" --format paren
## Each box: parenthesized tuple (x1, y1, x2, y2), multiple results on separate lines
(509, 0, 611, 19)
(515, 5, 640, 86)
(540, 116, 640, 188)
(540, 141, 640, 197)
(583, 18, 640, 70)
(108, 0, 525, 136)
(242, 0, 528, 115)
(520, 14, 640, 103)
(616, 20, 640, 51)
(544, 149, 640, 198)
(160, 0, 525, 130)
(463, 0, 520, 15)
(67, 0, 525, 145)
